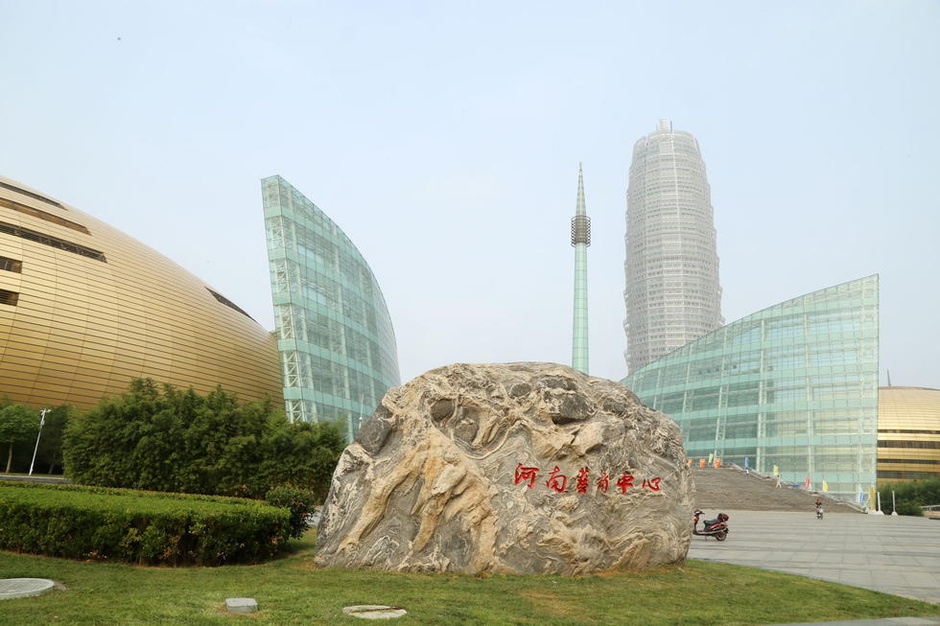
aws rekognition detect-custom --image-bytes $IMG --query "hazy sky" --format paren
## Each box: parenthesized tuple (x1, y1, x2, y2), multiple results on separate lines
(2, 1, 938, 388)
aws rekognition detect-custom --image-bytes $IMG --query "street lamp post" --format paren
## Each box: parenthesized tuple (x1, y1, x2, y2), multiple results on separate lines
(28, 408, 49, 476)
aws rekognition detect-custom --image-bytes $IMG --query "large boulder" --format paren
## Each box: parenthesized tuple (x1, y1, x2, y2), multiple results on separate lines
(314, 362, 693, 574)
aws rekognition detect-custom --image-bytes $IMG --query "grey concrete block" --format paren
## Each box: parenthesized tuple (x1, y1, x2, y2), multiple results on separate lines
(225, 597, 258, 613)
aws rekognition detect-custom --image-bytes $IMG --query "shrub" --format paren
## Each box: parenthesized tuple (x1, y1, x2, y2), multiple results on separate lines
(265, 485, 318, 538)
(63, 379, 346, 499)
(0, 481, 291, 565)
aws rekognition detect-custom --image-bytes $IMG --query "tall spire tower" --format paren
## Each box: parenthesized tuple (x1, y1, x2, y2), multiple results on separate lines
(571, 163, 591, 373)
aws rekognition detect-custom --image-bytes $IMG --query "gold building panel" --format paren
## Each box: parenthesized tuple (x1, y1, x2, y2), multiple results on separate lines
(878, 386, 940, 482)
(0, 177, 282, 410)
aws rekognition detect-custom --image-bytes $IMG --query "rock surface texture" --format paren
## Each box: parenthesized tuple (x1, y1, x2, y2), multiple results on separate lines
(314, 362, 693, 574)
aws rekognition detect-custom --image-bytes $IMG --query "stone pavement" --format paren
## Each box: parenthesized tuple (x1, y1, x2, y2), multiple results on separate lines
(766, 619, 940, 625)
(0, 474, 68, 485)
(688, 510, 940, 605)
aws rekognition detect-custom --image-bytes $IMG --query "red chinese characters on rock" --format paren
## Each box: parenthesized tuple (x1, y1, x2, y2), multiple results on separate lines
(616, 473, 635, 493)
(546, 466, 567, 493)
(514, 464, 539, 489)
(513, 463, 663, 495)
(576, 468, 590, 494)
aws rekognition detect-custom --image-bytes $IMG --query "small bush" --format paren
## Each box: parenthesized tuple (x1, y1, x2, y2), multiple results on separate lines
(265, 485, 318, 538)
(0, 481, 291, 565)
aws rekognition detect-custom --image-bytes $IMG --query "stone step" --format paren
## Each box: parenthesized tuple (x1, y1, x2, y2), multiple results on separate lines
(691, 467, 861, 513)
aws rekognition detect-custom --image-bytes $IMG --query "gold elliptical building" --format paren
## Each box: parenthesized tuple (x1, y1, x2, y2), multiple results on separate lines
(0, 176, 282, 408)
(877, 386, 940, 482)
(0, 175, 401, 441)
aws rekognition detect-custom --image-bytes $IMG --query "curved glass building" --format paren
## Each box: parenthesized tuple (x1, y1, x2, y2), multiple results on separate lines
(0, 177, 283, 408)
(262, 176, 400, 435)
(624, 119, 724, 373)
(622, 275, 880, 502)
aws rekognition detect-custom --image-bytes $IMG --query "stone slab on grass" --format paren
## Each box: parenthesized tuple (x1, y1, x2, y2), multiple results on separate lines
(343, 605, 407, 619)
(225, 597, 258, 613)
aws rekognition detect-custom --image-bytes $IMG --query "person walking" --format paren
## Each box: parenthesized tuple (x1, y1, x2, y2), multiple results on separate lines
(815, 497, 824, 520)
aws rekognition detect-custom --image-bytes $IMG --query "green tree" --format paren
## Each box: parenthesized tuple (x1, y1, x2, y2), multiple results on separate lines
(63, 379, 348, 499)
(0, 404, 39, 473)
(63, 378, 162, 488)
(34, 405, 72, 474)
(881, 478, 940, 516)
(256, 419, 346, 500)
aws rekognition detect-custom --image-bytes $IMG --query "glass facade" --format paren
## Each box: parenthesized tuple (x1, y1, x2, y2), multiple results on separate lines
(0, 176, 283, 409)
(622, 275, 880, 502)
(262, 176, 400, 437)
(624, 119, 724, 373)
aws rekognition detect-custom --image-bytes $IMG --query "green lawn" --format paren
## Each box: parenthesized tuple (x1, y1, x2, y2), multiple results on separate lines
(0, 533, 936, 625)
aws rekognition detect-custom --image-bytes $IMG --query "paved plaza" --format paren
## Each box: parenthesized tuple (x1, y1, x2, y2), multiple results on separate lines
(688, 510, 940, 605)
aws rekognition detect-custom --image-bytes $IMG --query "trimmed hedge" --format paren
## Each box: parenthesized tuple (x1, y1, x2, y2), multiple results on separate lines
(0, 481, 292, 565)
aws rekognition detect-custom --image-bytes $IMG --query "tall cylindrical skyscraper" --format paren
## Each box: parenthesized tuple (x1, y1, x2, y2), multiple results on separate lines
(624, 120, 723, 373)
(571, 164, 590, 374)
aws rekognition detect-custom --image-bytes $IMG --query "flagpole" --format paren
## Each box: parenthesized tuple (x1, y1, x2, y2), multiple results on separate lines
(28, 409, 49, 476)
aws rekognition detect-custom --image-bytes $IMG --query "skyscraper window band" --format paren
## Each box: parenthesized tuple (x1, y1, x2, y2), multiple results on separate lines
(0, 221, 107, 262)
(0, 289, 20, 306)
(0, 197, 89, 234)
(0, 181, 65, 209)
(0, 256, 22, 273)
(206, 287, 256, 321)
